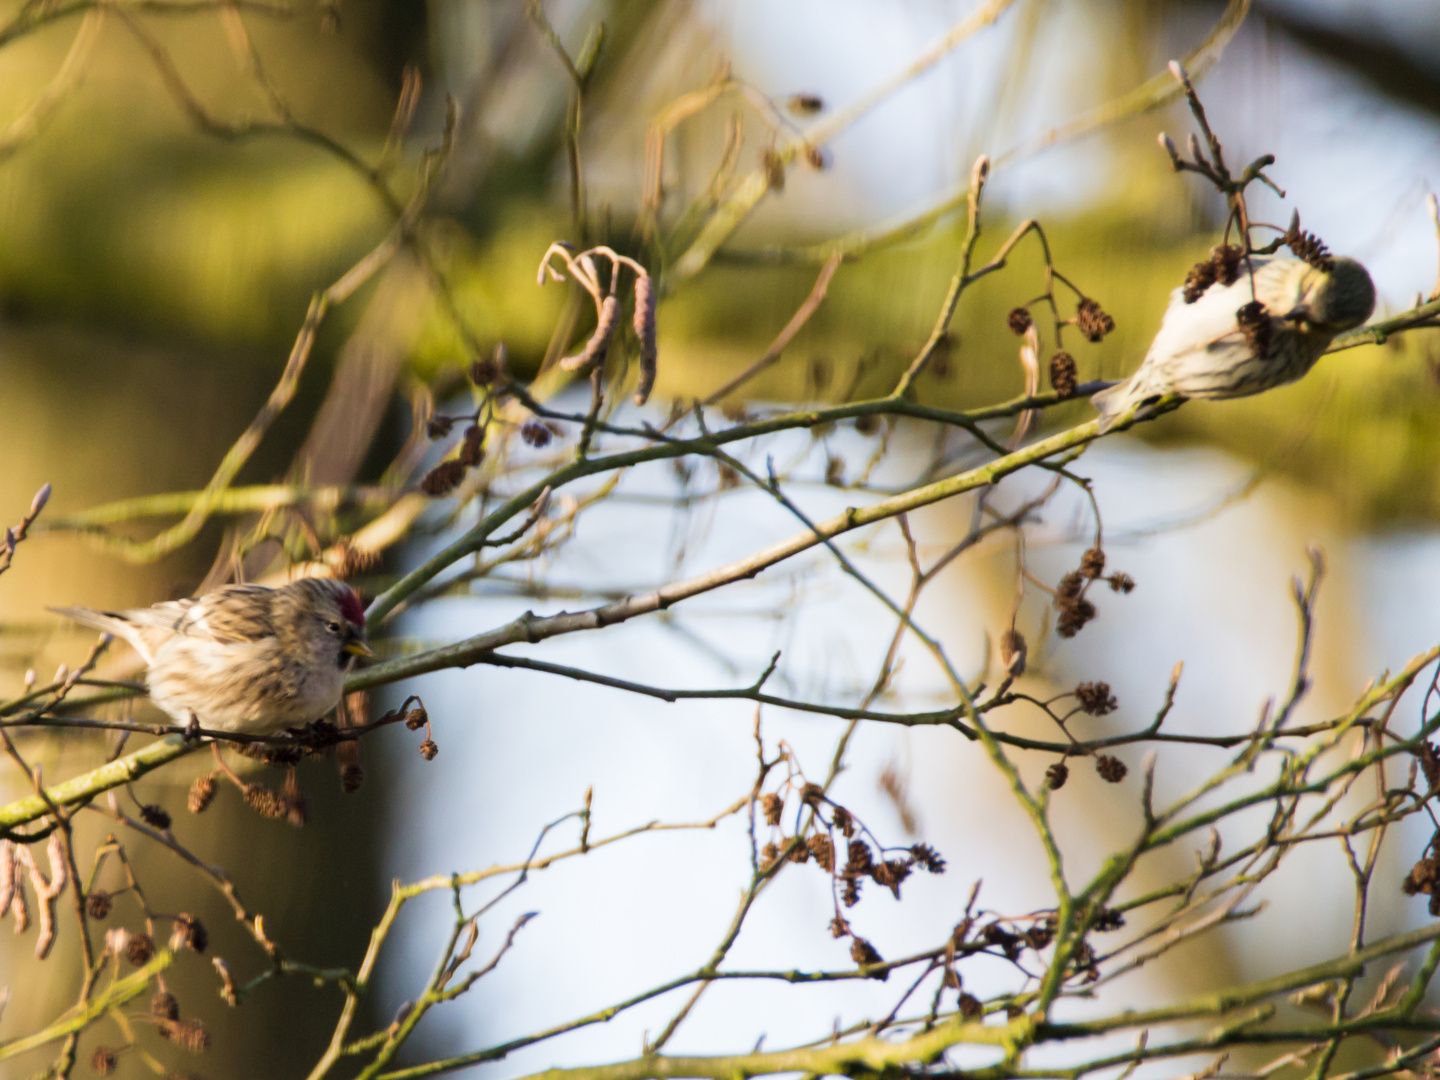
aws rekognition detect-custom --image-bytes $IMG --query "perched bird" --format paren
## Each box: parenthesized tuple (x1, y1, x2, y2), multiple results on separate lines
(54, 578, 372, 735)
(1092, 253, 1375, 432)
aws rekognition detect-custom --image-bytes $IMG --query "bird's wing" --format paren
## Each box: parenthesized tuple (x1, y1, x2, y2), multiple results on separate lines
(174, 585, 277, 644)
(1253, 258, 1312, 316)
(1147, 264, 1264, 359)
(117, 586, 276, 644)
(1141, 260, 1303, 379)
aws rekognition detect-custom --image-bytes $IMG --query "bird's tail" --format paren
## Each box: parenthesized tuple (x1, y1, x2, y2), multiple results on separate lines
(1091, 373, 1164, 433)
(50, 607, 153, 664)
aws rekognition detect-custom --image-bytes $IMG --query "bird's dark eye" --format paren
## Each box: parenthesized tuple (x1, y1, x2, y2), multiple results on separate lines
(326, 621, 342, 634)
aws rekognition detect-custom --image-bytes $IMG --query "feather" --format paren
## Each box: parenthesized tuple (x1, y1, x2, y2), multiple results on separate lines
(182, 586, 276, 643)
(47, 606, 156, 665)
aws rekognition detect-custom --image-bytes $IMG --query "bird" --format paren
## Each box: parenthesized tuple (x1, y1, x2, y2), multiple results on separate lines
(54, 578, 372, 736)
(1092, 253, 1375, 432)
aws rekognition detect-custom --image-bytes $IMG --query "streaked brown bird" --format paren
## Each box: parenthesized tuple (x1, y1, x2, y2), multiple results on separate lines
(1092, 254, 1375, 431)
(55, 578, 371, 735)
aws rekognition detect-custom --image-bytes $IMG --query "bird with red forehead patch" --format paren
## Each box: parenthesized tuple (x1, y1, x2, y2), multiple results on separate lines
(54, 578, 373, 735)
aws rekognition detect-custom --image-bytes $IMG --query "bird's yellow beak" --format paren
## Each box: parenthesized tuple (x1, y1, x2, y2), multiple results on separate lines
(344, 639, 375, 659)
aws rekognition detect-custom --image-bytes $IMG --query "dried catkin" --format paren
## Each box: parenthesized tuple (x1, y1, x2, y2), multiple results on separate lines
(561, 295, 620, 372)
(11, 876, 28, 934)
(632, 274, 658, 405)
(18, 835, 67, 959)
(0, 840, 15, 918)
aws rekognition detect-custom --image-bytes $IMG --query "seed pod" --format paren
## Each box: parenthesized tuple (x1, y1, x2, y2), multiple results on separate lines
(283, 771, 307, 829)
(1048, 351, 1077, 397)
(188, 775, 217, 814)
(807, 834, 835, 873)
(170, 913, 208, 953)
(125, 933, 155, 966)
(458, 425, 486, 467)
(1024, 922, 1054, 950)
(91, 1046, 118, 1076)
(140, 804, 172, 830)
(871, 858, 912, 898)
(1075, 298, 1115, 342)
(760, 842, 780, 870)
(1057, 597, 1096, 638)
(86, 890, 113, 920)
(469, 341, 507, 385)
(844, 839, 873, 876)
(341, 763, 365, 794)
(161, 1018, 211, 1053)
(243, 785, 289, 820)
(850, 936, 882, 967)
(1075, 681, 1117, 716)
(1286, 223, 1334, 271)
(420, 459, 468, 498)
(560, 295, 621, 372)
(759, 793, 783, 826)
(910, 843, 946, 873)
(1211, 244, 1244, 286)
(520, 420, 553, 448)
(1236, 300, 1272, 359)
(419, 739, 438, 761)
(1093, 907, 1126, 932)
(1182, 259, 1217, 304)
(1096, 755, 1128, 783)
(632, 274, 658, 405)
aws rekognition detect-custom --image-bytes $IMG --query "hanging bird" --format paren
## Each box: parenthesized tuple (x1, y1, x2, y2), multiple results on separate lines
(1092, 252, 1375, 432)
(54, 578, 372, 735)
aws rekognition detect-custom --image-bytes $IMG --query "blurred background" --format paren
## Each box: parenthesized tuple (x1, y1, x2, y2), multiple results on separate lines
(1, 0, 1439, 1076)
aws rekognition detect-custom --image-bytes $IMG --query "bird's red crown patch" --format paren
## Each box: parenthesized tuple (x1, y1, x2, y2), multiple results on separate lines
(338, 588, 366, 628)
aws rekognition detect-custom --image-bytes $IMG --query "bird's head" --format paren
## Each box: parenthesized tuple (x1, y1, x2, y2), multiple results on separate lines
(1285, 257, 1376, 333)
(285, 578, 372, 670)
